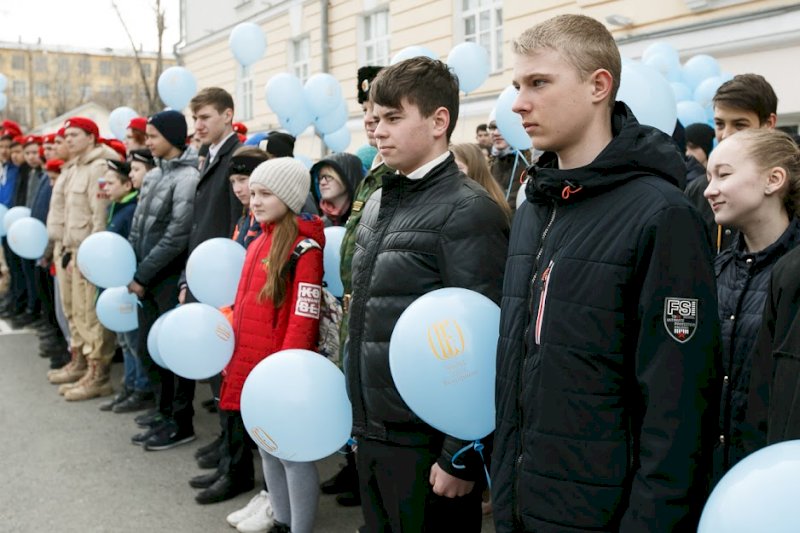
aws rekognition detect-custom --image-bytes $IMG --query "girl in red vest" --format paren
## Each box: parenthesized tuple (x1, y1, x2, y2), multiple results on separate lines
(219, 157, 325, 533)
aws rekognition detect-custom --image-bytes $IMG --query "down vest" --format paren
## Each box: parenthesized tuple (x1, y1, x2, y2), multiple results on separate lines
(128, 149, 199, 287)
(346, 155, 509, 480)
(493, 103, 721, 533)
(712, 217, 800, 481)
(219, 215, 325, 411)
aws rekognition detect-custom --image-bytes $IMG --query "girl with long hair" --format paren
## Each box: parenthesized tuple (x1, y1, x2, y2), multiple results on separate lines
(451, 143, 512, 220)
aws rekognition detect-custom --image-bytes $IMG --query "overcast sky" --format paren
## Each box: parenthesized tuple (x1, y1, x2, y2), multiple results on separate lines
(0, 0, 181, 53)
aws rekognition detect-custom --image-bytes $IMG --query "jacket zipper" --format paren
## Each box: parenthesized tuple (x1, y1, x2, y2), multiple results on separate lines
(534, 260, 554, 345)
(514, 203, 557, 525)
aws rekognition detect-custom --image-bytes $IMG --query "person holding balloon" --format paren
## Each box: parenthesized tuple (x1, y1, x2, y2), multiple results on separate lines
(493, 15, 721, 533)
(703, 129, 800, 484)
(218, 157, 325, 533)
(126, 110, 200, 450)
(346, 57, 509, 532)
(49, 117, 120, 402)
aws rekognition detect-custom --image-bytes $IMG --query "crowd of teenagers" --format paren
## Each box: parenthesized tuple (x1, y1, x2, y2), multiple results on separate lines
(1, 12, 800, 533)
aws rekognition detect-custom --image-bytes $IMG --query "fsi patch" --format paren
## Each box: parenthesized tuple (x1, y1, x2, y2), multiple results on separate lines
(295, 283, 321, 319)
(663, 297, 698, 343)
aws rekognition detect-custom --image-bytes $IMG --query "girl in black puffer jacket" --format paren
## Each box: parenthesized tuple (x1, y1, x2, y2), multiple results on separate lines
(704, 129, 800, 484)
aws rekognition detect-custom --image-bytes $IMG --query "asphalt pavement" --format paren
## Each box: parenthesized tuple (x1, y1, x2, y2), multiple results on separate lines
(0, 325, 495, 532)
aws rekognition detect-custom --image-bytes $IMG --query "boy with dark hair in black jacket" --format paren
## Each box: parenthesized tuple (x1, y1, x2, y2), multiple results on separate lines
(492, 14, 721, 533)
(346, 56, 509, 532)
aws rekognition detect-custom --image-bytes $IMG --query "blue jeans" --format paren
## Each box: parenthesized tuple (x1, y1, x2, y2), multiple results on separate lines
(118, 329, 150, 392)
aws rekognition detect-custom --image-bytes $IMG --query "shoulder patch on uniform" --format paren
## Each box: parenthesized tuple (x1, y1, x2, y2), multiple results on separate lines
(295, 282, 321, 319)
(663, 297, 698, 343)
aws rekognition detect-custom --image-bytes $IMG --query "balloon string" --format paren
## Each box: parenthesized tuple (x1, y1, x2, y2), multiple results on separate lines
(337, 437, 358, 454)
(450, 440, 492, 490)
(506, 152, 520, 201)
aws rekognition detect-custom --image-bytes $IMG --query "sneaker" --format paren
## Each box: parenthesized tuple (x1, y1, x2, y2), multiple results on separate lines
(135, 409, 162, 428)
(132, 421, 168, 446)
(143, 422, 196, 451)
(112, 390, 155, 413)
(236, 499, 274, 532)
(227, 490, 271, 527)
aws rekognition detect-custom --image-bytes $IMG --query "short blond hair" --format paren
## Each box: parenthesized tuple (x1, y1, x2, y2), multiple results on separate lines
(513, 14, 621, 108)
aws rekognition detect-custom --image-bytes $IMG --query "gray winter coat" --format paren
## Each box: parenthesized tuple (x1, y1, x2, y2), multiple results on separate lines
(128, 149, 199, 287)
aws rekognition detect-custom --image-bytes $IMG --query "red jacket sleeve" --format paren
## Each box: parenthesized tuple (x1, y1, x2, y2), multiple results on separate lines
(280, 247, 324, 351)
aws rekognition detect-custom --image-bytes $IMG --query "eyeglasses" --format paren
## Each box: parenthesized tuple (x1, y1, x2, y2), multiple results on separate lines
(318, 174, 338, 184)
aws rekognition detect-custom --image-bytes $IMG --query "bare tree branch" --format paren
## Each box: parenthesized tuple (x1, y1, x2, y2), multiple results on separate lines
(112, 0, 158, 113)
(153, 0, 165, 112)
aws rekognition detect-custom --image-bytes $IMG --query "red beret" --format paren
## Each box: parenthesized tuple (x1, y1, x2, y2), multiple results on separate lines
(128, 117, 147, 133)
(2, 120, 22, 138)
(56, 127, 66, 138)
(43, 133, 57, 144)
(64, 117, 99, 138)
(237, 133, 247, 143)
(45, 159, 64, 173)
(11, 135, 25, 145)
(23, 135, 42, 147)
(103, 138, 127, 159)
(233, 122, 248, 135)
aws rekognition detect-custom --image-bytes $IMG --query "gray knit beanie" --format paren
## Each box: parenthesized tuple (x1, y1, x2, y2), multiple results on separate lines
(248, 157, 310, 214)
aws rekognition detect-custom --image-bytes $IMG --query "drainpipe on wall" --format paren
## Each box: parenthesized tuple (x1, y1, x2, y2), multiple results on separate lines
(320, 0, 330, 157)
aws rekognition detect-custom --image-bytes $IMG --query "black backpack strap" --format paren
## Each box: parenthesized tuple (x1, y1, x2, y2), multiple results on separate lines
(282, 238, 322, 279)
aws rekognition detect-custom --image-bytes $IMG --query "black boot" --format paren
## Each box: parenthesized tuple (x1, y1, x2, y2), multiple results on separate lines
(267, 521, 291, 533)
(100, 387, 133, 412)
(321, 451, 358, 494)
(113, 390, 155, 413)
(194, 473, 254, 504)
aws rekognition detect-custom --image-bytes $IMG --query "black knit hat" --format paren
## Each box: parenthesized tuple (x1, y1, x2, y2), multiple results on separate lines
(357, 66, 384, 104)
(106, 159, 131, 177)
(147, 110, 187, 149)
(685, 123, 715, 159)
(129, 149, 155, 168)
(259, 132, 295, 158)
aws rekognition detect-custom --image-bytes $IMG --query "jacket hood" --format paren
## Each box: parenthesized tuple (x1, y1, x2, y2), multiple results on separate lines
(158, 146, 199, 172)
(310, 152, 365, 201)
(526, 102, 686, 204)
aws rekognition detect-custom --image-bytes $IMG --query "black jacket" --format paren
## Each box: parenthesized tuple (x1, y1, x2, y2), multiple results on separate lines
(685, 170, 736, 254)
(492, 103, 721, 533)
(490, 149, 527, 213)
(745, 244, 800, 449)
(685, 155, 705, 187)
(181, 133, 241, 297)
(346, 154, 509, 480)
(713, 218, 800, 482)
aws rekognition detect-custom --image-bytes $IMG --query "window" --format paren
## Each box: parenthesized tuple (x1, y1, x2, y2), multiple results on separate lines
(461, 0, 503, 72)
(34, 82, 49, 98)
(360, 9, 389, 66)
(57, 57, 70, 70)
(118, 61, 132, 76)
(290, 36, 310, 84)
(100, 61, 112, 75)
(142, 63, 152, 77)
(79, 85, 92, 100)
(236, 64, 254, 121)
(78, 57, 91, 75)
(34, 56, 48, 72)
(12, 81, 27, 97)
(12, 55, 25, 70)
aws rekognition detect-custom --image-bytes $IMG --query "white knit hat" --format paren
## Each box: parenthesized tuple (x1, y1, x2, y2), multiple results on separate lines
(248, 157, 310, 214)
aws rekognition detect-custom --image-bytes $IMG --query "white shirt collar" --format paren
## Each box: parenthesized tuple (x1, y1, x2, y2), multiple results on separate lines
(208, 131, 236, 162)
(402, 151, 450, 181)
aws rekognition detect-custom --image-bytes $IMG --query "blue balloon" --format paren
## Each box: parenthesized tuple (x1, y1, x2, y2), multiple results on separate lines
(0, 93, 7, 112)
(3, 206, 31, 234)
(495, 86, 532, 151)
(670, 82, 693, 102)
(699, 440, 800, 533)
(314, 100, 348, 135)
(157, 66, 198, 110)
(323, 126, 351, 152)
(0, 204, 8, 236)
(294, 155, 313, 170)
(229, 22, 267, 67)
(677, 100, 709, 127)
(0, 73, 7, 92)
(389, 288, 500, 440)
(7, 217, 48, 259)
(322, 227, 345, 298)
(186, 238, 246, 308)
(390, 45, 438, 65)
(157, 303, 235, 380)
(706, 105, 716, 124)
(682, 54, 721, 90)
(96, 287, 138, 332)
(694, 76, 724, 109)
(720, 71, 734, 83)
(240, 349, 353, 461)
(279, 105, 314, 137)
(76, 231, 136, 289)
(644, 52, 682, 83)
(265, 73, 306, 118)
(244, 132, 269, 146)
(108, 106, 139, 141)
(147, 311, 172, 369)
(642, 42, 679, 63)
(618, 61, 677, 135)
(447, 42, 490, 94)
(303, 73, 342, 117)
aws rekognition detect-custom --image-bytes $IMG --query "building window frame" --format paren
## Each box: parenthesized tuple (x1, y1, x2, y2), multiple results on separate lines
(456, 0, 504, 73)
(358, 7, 390, 67)
(12, 54, 25, 70)
(12, 80, 27, 98)
(236, 64, 254, 121)
(289, 35, 311, 84)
